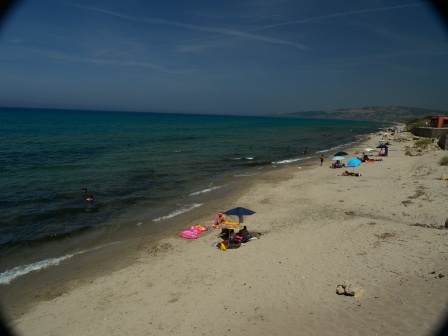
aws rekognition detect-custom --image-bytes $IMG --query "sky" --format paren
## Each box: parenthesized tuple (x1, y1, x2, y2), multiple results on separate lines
(0, 0, 447, 115)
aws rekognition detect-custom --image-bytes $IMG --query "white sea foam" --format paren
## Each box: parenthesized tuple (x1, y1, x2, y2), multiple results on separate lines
(315, 149, 332, 153)
(189, 185, 223, 196)
(0, 242, 122, 285)
(0, 254, 74, 285)
(273, 156, 311, 164)
(231, 156, 253, 160)
(153, 203, 203, 222)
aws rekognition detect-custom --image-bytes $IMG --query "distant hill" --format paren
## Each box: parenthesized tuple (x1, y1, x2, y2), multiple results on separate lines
(264, 106, 448, 122)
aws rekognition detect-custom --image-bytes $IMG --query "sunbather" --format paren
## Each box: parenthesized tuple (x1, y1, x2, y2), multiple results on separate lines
(341, 170, 361, 177)
(237, 226, 252, 242)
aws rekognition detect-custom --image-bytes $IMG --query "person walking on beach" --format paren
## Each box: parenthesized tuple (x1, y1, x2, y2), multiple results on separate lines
(320, 155, 324, 166)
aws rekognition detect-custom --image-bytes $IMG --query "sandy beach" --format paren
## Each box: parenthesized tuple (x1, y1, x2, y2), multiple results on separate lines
(2, 130, 448, 336)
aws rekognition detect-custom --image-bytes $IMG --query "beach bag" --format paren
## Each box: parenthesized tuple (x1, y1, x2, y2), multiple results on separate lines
(220, 242, 227, 251)
(233, 235, 243, 243)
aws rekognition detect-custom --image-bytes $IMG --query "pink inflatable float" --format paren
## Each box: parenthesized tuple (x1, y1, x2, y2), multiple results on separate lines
(179, 225, 208, 239)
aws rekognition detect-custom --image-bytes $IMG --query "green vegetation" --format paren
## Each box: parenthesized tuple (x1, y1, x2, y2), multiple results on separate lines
(439, 156, 448, 166)
(414, 138, 432, 149)
(405, 116, 432, 131)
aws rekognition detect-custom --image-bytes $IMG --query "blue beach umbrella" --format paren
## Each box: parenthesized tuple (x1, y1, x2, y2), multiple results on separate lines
(347, 158, 362, 172)
(224, 207, 255, 224)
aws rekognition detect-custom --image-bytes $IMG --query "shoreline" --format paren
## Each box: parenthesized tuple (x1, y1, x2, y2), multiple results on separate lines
(0, 132, 364, 279)
(0, 133, 383, 308)
(3, 129, 448, 335)
(0, 133, 356, 314)
(0, 158, 319, 317)
(0, 134, 360, 289)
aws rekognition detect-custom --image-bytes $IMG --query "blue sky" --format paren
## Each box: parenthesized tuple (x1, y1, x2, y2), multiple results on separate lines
(0, 0, 447, 115)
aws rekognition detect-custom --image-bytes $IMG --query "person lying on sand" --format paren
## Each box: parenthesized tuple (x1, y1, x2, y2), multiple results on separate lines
(341, 170, 361, 177)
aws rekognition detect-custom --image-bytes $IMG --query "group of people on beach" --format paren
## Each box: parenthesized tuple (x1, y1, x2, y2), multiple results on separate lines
(224, 226, 252, 243)
(331, 160, 346, 169)
(357, 154, 384, 163)
(214, 212, 253, 244)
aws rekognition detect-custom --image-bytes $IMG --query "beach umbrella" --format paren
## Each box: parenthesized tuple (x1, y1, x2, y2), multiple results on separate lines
(222, 207, 255, 245)
(379, 140, 387, 142)
(364, 148, 374, 152)
(347, 158, 362, 172)
(224, 207, 255, 224)
(334, 151, 348, 156)
(376, 144, 388, 149)
(332, 156, 345, 161)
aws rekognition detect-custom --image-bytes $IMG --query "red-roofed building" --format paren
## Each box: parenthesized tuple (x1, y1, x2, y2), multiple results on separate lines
(430, 116, 448, 128)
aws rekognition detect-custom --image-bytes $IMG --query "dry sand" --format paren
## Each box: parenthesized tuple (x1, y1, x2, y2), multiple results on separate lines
(2, 132, 448, 336)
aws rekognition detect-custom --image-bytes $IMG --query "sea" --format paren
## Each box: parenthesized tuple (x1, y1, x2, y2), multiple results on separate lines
(0, 107, 389, 285)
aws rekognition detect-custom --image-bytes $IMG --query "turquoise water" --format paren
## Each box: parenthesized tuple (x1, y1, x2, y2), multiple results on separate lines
(0, 107, 388, 283)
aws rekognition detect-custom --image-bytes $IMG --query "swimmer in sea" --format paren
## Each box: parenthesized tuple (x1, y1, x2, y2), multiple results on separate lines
(82, 188, 87, 194)
(86, 195, 94, 202)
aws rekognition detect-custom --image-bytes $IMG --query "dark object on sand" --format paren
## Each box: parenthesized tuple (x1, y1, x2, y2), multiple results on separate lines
(224, 207, 255, 217)
(224, 207, 256, 224)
